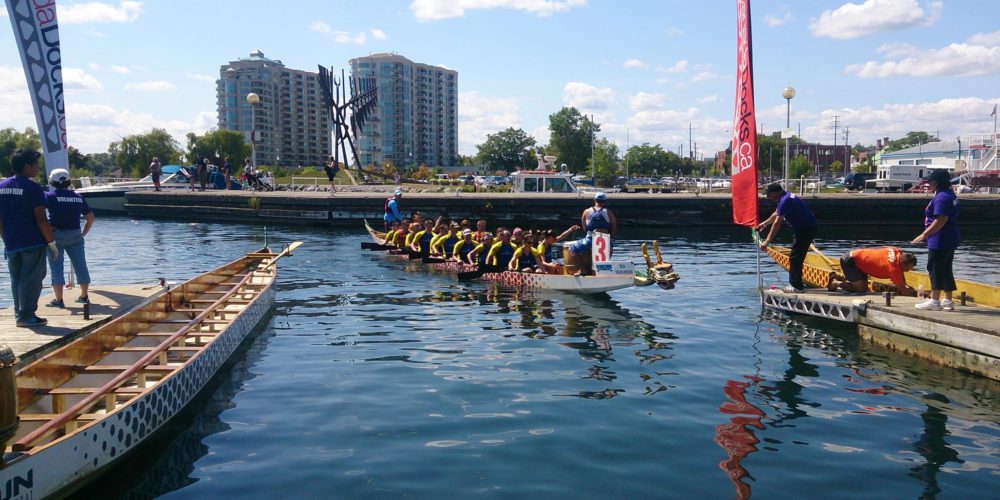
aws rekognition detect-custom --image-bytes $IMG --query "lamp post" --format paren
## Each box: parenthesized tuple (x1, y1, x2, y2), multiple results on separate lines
(782, 86, 795, 184)
(246, 92, 260, 168)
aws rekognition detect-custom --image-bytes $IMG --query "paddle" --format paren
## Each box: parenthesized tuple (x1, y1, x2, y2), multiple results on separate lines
(457, 264, 498, 281)
(809, 243, 838, 268)
(362, 242, 393, 251)
(422, 256, 447, 264)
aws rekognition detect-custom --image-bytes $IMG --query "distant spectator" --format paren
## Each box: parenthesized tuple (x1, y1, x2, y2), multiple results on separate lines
(324, 156, 338, 194)
(0, 149, 57, 327)
(149, 157, 162, 191)
(197, 156, 208, 191)
(223, 156, 233, 190)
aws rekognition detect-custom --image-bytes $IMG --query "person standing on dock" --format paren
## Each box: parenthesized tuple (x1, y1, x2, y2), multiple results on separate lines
(197, 156, 208, 191)
(44, 169, 96, 307)
(149, 157, 162, 192)
(325, 156, 339, 194)
(911, 169, 960, 311)
(384, 190, 403, 231)
(757, 183, 818, 293)
(222, 156, 233, 190)
(0, 149, 57, 327)
(827, 247, 917, 296)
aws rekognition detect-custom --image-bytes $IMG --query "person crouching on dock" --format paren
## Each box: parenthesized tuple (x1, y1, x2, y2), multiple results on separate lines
(757, 183, 819, 293)
(827, 247, 917, 296)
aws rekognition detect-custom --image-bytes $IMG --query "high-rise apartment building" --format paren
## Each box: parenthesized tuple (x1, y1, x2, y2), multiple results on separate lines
(349, 53, 457, 168)
(217, 50, 330, 167)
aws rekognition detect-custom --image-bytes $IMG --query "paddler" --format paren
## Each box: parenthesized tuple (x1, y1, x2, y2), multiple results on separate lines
(537, 224, 579, 274)
(567, 192, 617, 275)
(410, 217, 442, 255)
(827, 247, 918, 296)
(473, 219, 490, 242)
(431, 222, 461, 257)
(452, 229, 478, 263)
(466, 232, 494, 266)
(485, 230, 517, 270)
(383, 221, 400, 245)
(509, 231, 543, 272)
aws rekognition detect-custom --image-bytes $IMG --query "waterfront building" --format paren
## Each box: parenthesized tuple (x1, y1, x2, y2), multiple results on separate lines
(217, 50, 330, 167)
(877, 135, 998, 172)
(349, 53, 458, 169)
(788, 142, 852, 178)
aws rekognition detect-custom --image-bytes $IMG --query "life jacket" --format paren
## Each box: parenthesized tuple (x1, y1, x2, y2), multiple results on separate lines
(586, 207, 612, 232)
(493, 242, 516, 269)
(516, 247, 537, 269)
(456, 241, 477, 260)
(419, 231, 435, 254)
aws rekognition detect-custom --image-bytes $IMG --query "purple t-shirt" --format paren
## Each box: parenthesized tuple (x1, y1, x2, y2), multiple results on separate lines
(777, 192, 818, 231)
(46, 189, 92, 230)
(0, 175, 46, 253)
(925, 189, 959, 250)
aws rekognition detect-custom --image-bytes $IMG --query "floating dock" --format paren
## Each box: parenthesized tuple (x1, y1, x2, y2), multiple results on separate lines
(0, 284, 164, 367)
(762, 289, 1000, 380)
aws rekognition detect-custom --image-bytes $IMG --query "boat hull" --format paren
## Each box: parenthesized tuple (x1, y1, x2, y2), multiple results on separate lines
(0, 261, 278, 498)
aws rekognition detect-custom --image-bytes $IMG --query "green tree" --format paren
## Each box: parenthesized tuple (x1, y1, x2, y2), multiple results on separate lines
(590, 138, 620, 186)
(108, 128, 181, 177)
(788, 155, 813, 179)
(624, 143, 682, 177)
(0, 127, 42, 176)
(475, 127, 536, 173)
(883, 131, 937, 152)
(548, 107, 599, 174)
(185, 129, 251, 167)
(84, 152, 115, 175)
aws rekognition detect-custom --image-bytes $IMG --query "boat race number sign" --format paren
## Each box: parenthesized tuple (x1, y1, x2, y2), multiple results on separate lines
(731, 0, 758, 227)
(593, 232, 611, 263)
(5, 0, 70, 175)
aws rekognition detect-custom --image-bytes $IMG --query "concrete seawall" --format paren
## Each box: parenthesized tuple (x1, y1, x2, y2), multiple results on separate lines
(125, 191, 1000, 227)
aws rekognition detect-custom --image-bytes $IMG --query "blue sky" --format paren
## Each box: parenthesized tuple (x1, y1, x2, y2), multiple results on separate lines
(2, 0, 998, 160)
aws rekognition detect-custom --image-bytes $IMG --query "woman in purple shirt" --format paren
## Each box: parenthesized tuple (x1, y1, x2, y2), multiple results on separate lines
(911, 169, 959, 311)
(45, 169, 96, 308)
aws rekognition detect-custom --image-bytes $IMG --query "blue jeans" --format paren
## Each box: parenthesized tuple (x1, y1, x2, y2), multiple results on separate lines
(6, 246, 47, 321)
(49, 229, 91, 286)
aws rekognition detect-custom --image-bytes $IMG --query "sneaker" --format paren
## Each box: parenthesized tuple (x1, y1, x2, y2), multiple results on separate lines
(915, 299, 941, 311)
(782, 285, 805, 294)
(47, 299, 65, 308)
(940, 299, 955, 311)
(75, 296, 90, 304)
(16, 316, 48, 327)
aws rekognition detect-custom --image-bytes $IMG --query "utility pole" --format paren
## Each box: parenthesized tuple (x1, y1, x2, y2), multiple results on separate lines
(842, 126, 850, 176)
(832, 115, 840, 179)
(688, 122, 693, 161)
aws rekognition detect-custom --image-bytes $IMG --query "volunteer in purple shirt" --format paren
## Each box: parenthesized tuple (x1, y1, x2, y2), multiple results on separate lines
(0, 149, 57, 327)
(757, 183, 819, 293)
(911, 169, 960, 311)
(45, 169, 96, 308)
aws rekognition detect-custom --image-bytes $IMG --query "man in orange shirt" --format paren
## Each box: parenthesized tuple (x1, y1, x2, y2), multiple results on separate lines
(828, 247, 918, 295)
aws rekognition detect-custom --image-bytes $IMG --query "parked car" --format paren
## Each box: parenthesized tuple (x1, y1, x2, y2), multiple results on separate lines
(843, 172, 875, 191)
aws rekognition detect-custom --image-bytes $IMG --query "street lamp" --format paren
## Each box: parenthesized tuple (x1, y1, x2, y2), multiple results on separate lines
(782, 86, 795, 184)
(247, 92, 260, 168)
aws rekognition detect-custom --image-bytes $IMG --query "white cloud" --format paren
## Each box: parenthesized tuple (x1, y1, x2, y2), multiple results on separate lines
(124, 80, 176, 92)
(334, 31, 368, 44)
(86, 31, 105, 38)
(765, 12, 793, 27)
(458, 91, 521, 154)
(89, 63, 101, 71)
(628, 92, 666, 112)
(68, 103, 213, 153)
(656, 60, 688, 74)
(0, 6, 6, 17)
(563, 81, 615, 111)
(698, 94, 719, 104)
(845, 33, 1000, 78)
(691, 71, 721, 83)
(623, 58, 646, 69)
(664, 27, 684, 37)
(410, 0, 586, 21)
(63, 68, 104, 92)
(309, 21, 331, 33)
(60, 1, 143, 24)
(111, 65, 131, 74)
(185, 72, 216, 82)
(810, 0, 940, 40)
(371, 28, 388, 40)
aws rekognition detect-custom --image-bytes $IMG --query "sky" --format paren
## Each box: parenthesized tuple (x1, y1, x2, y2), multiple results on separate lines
(1, 0, 998, 161)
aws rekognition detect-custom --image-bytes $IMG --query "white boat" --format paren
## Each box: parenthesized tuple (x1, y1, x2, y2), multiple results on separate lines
(0, 243, 301, 498)
(76, 166, 237, 213)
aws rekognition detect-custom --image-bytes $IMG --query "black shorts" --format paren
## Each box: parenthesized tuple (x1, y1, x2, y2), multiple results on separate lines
(839, 253, 867, 282)
(325, 167, 336, 181)
(151, 172, 161, 182)
(927, 248, 957, 291)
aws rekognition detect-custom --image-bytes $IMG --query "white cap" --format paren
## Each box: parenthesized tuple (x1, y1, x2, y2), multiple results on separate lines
(48, 168, 71, 185)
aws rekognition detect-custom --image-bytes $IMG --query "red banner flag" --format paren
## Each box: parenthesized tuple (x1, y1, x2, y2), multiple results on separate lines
(731, 0, 758, 227)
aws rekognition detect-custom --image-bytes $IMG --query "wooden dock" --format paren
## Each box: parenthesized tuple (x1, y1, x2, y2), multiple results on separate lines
(0, 284, 164, 367)
(762, 288, 1000, 380)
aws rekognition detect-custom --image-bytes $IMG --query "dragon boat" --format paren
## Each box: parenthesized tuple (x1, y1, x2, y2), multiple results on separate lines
(364, 221, 678, 294)
(0, 243, 301, 498)
(755, 232, 1000, 307)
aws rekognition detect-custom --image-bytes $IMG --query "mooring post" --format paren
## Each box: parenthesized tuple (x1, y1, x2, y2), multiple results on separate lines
(883, 291, 892, 306)
(960, 291, 968, 306)
(83, 302, 90, 320)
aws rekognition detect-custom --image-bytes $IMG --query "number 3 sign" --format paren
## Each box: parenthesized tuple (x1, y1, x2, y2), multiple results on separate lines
(592, 232, 612, 264)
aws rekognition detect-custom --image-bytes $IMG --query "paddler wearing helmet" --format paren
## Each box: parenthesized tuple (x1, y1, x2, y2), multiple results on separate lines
(45, 168, 96, 308)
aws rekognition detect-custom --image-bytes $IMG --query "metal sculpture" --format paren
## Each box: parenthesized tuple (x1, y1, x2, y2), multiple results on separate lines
(318, 66, 377, 170)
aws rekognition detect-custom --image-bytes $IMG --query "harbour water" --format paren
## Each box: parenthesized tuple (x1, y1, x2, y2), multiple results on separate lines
(3, 217, 1000, 498)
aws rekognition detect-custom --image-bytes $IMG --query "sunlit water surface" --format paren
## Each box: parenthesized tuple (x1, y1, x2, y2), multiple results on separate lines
(3, 217, 999, 498)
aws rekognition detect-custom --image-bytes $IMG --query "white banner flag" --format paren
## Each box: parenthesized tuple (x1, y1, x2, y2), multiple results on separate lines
(6, 0, 69, 176)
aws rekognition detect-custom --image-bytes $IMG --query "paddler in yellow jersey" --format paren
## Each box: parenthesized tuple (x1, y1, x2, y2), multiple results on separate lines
(410, 217, 442, 255)
(452, 229, 479, 263)
(390, 218, 410, 248)
(404, 221, 424, 248)
(509, 232, 543, 272)
(466, 232, 494, 266)
(383, 221, 400, 245)
(431, 222, 461, 257)
(485, 230, 516, 269)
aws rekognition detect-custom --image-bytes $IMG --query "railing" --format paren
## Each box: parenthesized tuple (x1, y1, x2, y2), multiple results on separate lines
(290, 176, 342, 186)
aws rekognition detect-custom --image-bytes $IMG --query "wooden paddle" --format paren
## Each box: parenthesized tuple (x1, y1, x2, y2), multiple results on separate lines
(422, 256, 447, 264)
(809, 243, 838, 268)
(362, 242, 393, 250)
(457, 264, 498, 281)
(259, 241, 304, 270)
